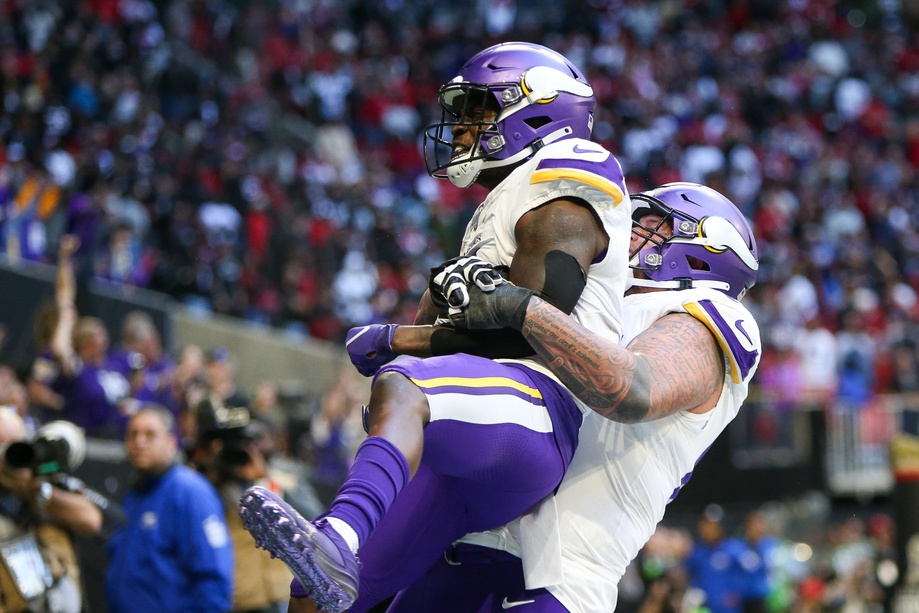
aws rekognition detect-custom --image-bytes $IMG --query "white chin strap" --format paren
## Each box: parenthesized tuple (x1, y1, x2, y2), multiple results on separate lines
(626, 277, 732, 293)
(447, 126, 574, 188)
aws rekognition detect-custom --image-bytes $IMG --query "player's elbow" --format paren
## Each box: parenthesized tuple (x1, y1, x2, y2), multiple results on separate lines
(600, 368, 653, 424)
(606, 397, 651, 424)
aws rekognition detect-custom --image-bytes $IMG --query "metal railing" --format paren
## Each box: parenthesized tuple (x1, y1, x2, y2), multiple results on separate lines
(825, 394, 919, 498)
(734, 386, 919, 499)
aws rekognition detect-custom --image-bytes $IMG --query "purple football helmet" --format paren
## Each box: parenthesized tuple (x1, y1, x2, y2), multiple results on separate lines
(424, 42, 596, 188)
(629, 183, 759, 300)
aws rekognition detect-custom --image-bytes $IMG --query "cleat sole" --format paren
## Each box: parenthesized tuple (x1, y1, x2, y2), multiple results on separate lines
(240, 490, 356, 613)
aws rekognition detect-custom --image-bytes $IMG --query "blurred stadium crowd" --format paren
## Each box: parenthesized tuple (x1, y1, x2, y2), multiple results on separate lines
(1, 0, 918, 611)
(1, 0, 916, 354)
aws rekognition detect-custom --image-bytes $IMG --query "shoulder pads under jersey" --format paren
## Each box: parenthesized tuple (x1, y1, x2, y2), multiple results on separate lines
(681, 298, 761, 384)
(528, 141, 627, 213)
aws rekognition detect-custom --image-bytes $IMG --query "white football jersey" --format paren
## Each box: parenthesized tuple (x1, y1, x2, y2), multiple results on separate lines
(461, 288, 762, 613)
(458, 137, 632, 345)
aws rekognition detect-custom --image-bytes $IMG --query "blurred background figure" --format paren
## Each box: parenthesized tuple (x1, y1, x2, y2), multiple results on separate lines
(111, 310, 177, 414)
(684, 505, 751, 613)
(26, 302, 66, 422)
(300, 366, 366, 508)
(172, 343, 208, 444)
(737, 509, 780, 613)
(204, 347, 250, 410)
(249, 378, 289, 450)
(635, 526, 694, 613)
(191, 399, 316, 613)
(0, 366, 40, 436)
(106, 406, 233, 613)
(40, 236, 137, 438)
(0, 409, 114, 613)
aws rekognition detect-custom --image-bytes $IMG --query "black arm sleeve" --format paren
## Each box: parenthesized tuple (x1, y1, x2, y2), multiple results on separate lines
(429, 327, 535, 358)
(534, 250, 587, 315)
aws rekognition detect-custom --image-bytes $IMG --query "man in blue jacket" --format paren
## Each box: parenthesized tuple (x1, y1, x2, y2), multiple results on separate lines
(106, 406, 234, 612)
(684, 505, 754, 613)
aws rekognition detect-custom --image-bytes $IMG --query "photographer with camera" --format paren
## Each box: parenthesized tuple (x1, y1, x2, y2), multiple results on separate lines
(0, 407, 117, 612)
(192, 398, 294, 613)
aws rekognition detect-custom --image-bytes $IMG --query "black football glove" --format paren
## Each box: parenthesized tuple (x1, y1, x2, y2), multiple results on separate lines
(429, 256, 506, 310)
(449, 281, 535, 331)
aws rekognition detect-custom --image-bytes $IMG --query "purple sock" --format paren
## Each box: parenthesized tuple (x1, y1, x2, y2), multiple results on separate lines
(290, 577, 309, 598)
(326, 436, 410, 547)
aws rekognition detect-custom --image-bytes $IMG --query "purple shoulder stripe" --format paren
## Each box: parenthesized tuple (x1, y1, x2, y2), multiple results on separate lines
(696, 299, 759, 381)
(535, 153, 625, 190)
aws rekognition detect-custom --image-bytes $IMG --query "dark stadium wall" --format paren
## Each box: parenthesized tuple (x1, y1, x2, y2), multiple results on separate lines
(0, 262, 173, 377)
(671, 409, 826, 509)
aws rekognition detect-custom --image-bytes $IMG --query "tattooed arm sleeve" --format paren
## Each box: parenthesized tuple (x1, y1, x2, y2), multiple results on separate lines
(520, 296, 725, 423)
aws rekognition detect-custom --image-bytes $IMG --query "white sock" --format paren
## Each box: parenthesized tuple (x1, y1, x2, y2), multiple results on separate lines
(326, 516, 360, 555)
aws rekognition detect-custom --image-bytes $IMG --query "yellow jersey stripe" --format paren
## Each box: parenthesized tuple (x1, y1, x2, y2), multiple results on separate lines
(530, 168, 624, 205)
(683, 301, 741, 385)
(409, 376, 543, 399)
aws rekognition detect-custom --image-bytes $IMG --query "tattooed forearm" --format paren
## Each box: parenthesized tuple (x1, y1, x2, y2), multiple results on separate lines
(521, 298, 723, 423)
(522, 298, 648, 422)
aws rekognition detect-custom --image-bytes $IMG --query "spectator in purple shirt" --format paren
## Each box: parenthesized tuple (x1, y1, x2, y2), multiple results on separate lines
(44, 236, 135, 438)
(110, 310, 178, 418)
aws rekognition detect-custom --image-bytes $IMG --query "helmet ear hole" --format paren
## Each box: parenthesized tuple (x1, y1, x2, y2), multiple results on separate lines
(687, 256, 710, 272)
(524, 116, 551, 129)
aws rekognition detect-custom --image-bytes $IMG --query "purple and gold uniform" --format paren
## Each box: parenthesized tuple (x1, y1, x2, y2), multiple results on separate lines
(459, 137, 631, 345)
(254, 43, 636, 613)
(347, 354, 582, 609)
(339, 137, 631, 611)
(390, 288, 762, 613)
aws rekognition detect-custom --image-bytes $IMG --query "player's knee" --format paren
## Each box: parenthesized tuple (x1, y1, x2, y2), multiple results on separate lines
(369, 371, 430, 425)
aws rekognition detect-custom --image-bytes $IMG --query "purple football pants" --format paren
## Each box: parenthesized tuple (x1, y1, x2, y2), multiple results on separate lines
(348, 354, 582, 612)
(387, 543, 569, 612)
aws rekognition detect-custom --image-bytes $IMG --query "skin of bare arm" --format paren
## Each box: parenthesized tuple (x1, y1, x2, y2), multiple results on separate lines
(413, 289, 441, 325)
(393, 197, 607, 356)
(54, 235, 79, 308)
(43, 486, 104, 535)
(50, 236, 81, 376)
(27, 378, 64, 412)
(0, 466, 103, 536)
(520, 295, 725, 423)
(506, 198, 604, 291)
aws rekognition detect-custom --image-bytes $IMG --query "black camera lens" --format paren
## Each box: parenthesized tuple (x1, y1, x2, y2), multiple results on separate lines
(5, 438, 70, 475)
